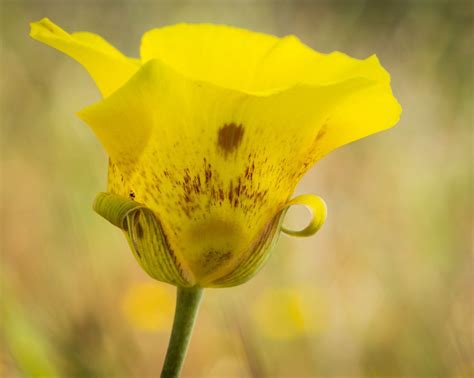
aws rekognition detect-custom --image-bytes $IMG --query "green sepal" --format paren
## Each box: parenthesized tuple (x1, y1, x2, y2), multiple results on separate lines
(93, 192, 192, 287)
(93, 192, 146, 230)
(281, 194, 327, 237)
(210, 210, 286, 287)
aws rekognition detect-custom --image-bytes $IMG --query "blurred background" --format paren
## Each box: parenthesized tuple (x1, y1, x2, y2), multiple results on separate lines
(1, 0, 472, 377)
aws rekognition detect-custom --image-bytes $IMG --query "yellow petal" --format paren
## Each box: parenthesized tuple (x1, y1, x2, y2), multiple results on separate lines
(78, 57, 394, 285)
(313, 78, 401, 159)
(141, 24, 395, 91)
(140, 24, 401, 158)
(141, 23, 279, 94)
(29, 18, 139, 97)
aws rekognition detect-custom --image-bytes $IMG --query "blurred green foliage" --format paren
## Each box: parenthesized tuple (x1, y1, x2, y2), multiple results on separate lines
(1, 0, 472, 377)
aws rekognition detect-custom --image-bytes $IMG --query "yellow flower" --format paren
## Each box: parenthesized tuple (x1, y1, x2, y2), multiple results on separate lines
(252, 287, 329, 340)
(122, 282, 174, 332)
(30, 19, 401, 288)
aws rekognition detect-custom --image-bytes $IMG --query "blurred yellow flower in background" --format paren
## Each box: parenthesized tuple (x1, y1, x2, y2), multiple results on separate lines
(252, 287, 328, 340)
(121, 282, 174, 332)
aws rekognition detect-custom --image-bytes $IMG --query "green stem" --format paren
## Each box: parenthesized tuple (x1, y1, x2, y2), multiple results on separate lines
(161, 287, 203, 378)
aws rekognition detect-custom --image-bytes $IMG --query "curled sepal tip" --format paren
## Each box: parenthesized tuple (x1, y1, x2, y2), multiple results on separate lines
(93, 192, 192, 287)
(281, 194, 327, 237)
(93, 192, 146, 230)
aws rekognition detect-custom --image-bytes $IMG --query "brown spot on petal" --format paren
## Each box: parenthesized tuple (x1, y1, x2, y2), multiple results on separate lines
(201, 249, 233, 272)
(217, 123, 244, 157)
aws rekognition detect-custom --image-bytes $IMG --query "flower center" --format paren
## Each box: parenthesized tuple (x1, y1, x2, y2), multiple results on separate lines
(181, 217, 246, 281)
